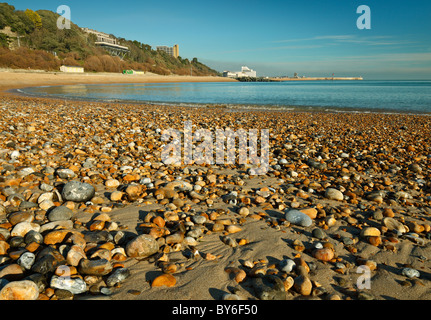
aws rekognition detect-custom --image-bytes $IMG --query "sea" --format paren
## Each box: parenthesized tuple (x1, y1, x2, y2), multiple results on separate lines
(18, 80, 431, 114)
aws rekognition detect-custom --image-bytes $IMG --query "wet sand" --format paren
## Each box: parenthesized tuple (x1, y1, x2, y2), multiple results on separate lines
(0, 71, 430, 301)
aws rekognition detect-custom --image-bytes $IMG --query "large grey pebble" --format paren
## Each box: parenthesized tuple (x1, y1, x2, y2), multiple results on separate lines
(48, 206, 73, 222)
(50, 275, 87, 295)
(62, 181, 95, 202)
(285, 210, 312, 227)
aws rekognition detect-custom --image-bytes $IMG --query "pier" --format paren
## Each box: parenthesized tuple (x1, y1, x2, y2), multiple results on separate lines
(269, 76, 364, 81)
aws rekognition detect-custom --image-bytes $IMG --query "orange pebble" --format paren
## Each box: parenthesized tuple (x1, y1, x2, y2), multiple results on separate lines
(151, 274, 177, 288)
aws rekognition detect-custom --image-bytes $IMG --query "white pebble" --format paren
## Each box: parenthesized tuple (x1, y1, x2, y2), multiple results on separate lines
(280, 259, 296, 273)
(402, 268, 420, 278)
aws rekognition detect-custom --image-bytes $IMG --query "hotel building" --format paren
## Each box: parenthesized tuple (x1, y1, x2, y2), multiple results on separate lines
(156, 44, 179, 58)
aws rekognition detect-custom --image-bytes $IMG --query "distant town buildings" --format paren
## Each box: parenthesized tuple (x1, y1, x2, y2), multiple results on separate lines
(223, 66, 257, 78)
(81, 28, 129, 58)
(156, 45, 179, 58)
(60, 65, 84, 73)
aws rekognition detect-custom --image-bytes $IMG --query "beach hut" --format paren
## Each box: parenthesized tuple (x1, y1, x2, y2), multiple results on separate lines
(60, 65, 84, 73)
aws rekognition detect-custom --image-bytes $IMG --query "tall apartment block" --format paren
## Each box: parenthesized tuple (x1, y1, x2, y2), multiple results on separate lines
(156, 44, 179, 58)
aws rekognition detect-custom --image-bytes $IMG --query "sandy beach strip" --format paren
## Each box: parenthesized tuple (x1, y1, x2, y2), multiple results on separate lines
(0, 70, 237, 92)
(0, 72, 430, 302)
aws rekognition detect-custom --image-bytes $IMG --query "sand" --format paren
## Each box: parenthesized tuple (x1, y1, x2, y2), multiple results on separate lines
(0, 71, 430, 302)
(0, 69, 236, 92)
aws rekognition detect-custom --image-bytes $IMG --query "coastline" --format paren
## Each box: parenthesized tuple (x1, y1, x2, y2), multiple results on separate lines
(2, 71, 430, 116)
(0, 71, 430, 301)
(0, 70, 237, 93)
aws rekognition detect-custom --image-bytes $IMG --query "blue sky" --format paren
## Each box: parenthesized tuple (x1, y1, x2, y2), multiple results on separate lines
(7, 0, 431, 79)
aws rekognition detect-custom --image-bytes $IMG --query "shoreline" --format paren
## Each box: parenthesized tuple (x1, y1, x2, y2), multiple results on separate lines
(1, 71, 430, 116)
(0, 70, 237, 93)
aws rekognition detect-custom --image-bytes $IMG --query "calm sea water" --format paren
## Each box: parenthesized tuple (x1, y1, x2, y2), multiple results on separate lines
(19, 80, 431, 114)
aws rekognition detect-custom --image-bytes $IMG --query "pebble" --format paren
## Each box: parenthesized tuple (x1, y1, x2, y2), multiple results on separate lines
(105, 179, 120, 188)
(110, 191, 124, 201)
(66, 245, 87, 266)
(106, 268, 131, 287)
(39, 200, 55, 211)
(183, 236, 198, 246)
(125, 234, 160, 258)
(293, 275, 312, 296)
(0, 95, 430, 301)
(325, 216, 337, 227)
(39, 220, 74, 233)
(403, 233, 425, 245)
(360, 227, 381, 238)
(50, 275, 87, 295)
(313, 248, 335, 262)
(165, 232, 184, 245)
(61, 181, 95, 202)
(10, 222, 40, 237)
(8, 211, 33, 226)
(325, 188, 344, 201)
(401, 268, 420, 278)
(300, 208, 317, 219)
(0, 240, 10, 255)
(383, 217, 407, 234)
(312, 228, 326, 240)
(40, 183, 54, 192)
(0, 264, 24, 280)
(226, 225, 242, 234)
(192, 215, 207, 225)
(78, 259, 113, 276)
(17, 252, 35, 270)
(238, 207, 250, 217)
(279, 259, 296, 273)
(54, 288, 74, 300)
(357, 292, 375, 300)
(47, 206, 73, 222)
(125, 184, 142, 201)
(285, 209, 312, 227)
(151, 274, 176, 287)
(221, 235, 238, 247)
(32, 247, 66, 275)
(56, 168, 76, 179)
(0, 280, 39, 300)
(222, 293, 241, 300)
(187, 227, 204, 239)
(225, 267, 247, 283)
(252, 275, 286, 300)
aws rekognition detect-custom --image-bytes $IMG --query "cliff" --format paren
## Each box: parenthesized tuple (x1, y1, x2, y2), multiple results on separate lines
(0, 3, 219, 76)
